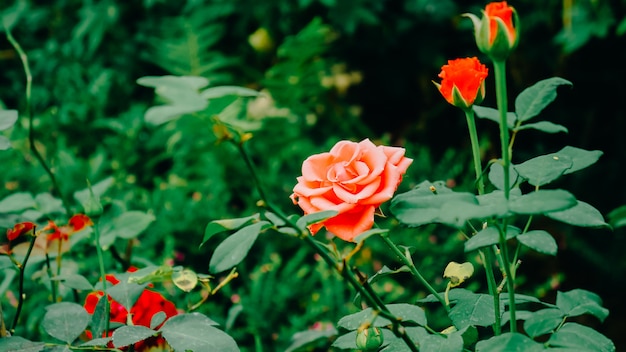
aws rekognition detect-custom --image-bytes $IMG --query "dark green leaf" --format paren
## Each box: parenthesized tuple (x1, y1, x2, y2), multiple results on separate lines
(514, 154, 573, 186)
(0, 192, 36, 213)
(0, 336, 45, 352)
(473, 105, 516, 129)
(90, 293, 109, 338)
(209, 221, 269, 273)
(201, 85, 260, 99)
(112, 325, 157, 348)
(337, 303, 427, 330)
(160, 313, 238, 352)
(107, 280, 147, 313)
(523, 308, 564, 338)
(465, 226, 520, 252)
(515, 77, 572, 122)
(556, 289, 609, 322)
(80, 337, 113, 347)
(42, 302, 91, 344)
(548, 323, 615, 351)
(449, 293, 502, 329)
(476, 332, 545, 352)
(285, 327, 338, 352)
(517, 230, 558, 256)
(202, 214, 260, 247)
(515, 121, 568, 134)
(557, 146, 603, 175)
(353, 228, 388, 243)
(330, 330, 358, 349)
(488, 163, 519, 191)
(295, 210, 338, 230)
(607, 205, 626, 228)
(353, 265, 411, 306)
(546, 200, 609, 228)
(150, 311, 167, 329)
(51, 273, 94, 291)
(508, 189, 577, 215)
(418, 332, 464, 352)
(74, 177, 114, 215)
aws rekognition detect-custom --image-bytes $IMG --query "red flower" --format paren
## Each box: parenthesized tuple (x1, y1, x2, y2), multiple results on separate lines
(83, 271, 178, 351)
(435, 57, 488, 110)
(7, 222, 35, 241)
(465, 1, 519, 61)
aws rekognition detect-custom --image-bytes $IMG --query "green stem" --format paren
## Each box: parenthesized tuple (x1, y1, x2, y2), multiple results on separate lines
(5, 28, 72, 216)
(493, 60, 511, 199)
(11, 235, 37, 331)
(44, 254, 57, 302)
(482, 249, 501, 335)
(379, 235, 449, 312)
(464, 109, 484, 195)
(498, 226, 517, 332)
(93, 221, 110, 336)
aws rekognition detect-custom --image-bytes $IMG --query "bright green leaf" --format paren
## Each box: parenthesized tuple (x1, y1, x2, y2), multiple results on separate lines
(201, 85, 260, 99)
(508, 189, 577, 215)
(488, 163, 519, 191)
(209, 221, 269, 273)
(515, 77, 572, 122)
(0, 192, 36, 213)
(150, 311, 167, 330)
(449, 293, 502, 329)
(0, 110, 18, 130)
(473, 105, 516, 129)
(107, 279, 146, 313)
(51, 273, 94, 291)
(514, 154, 573, 186)
(607, 205, 626, 228)
(476, 332, 545, 351)
(353, 228, 388, 243)
(546, 200, 609, 228)
(0, 136, 11, 150)
(202, 214, 260, 247)
(112, 325, 157, 348)
(517, 230, 558, 256)
(74, 177, 114, 215)
(42, 302, 90, 344)
(548, 323, 615, 351)
(0, 336, 45, 352)
(160, 313, 238, 352)
(465, 226, 520, 252)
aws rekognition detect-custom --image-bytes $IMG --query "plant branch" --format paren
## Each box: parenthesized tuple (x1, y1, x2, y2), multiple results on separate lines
(11, 234, 37, 331)
(493, 60, 511, 200)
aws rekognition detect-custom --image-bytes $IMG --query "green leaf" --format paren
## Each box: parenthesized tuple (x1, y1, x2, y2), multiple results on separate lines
(473, 105, 516, 129)
(0, 109, 18, 130)
(508, 189, 577, 215)
(476, 333, 545, 352)
(295, 210, 338, 230)
(74, 177, 114, 214)
(546, 200, 609, 228)
(517, 230, 558, 256)
(464, 226, 520, 252)
(514, 153, 573, 186)
(111, 211, 156, 239)
(51, 273, 94, 291)
(607, 205, 626, 228)
(80, 337, 113, 347)
(138, 76, 210, 125)
(209, 221, 269, 273)
(90, 293, 110, 339)
(557, 146, 603, 175)
(353, 265, 411, 306)
(0, 136, 11, 150)
(391, 181, 477, 227)
(337, 303, 427, 330)
(556, 289, 609, 322)
(515, 121, 568, 134)
(202, 214, 260, 247)
(137, 75, 210, 90)
(107, 279, 147, 313)
(548, 323, 615, 351)
(0, 336, 45, 352)
(523, 308, 564, 338)
(150, 311, 167, 329)
(515, 77, 572, 122)
(42, 302, 91, 344)
(160, 313, 239, 352)
(353, 228, 388, 243)
(0, 192, 36, 213)
(201, 85, 260, 99)
(417, 332, 464, 352)
(488, 163, 519, 191)
(112, 325, 157, 348)
(285, 327, 338, 352)
(449, 293, 502, 329)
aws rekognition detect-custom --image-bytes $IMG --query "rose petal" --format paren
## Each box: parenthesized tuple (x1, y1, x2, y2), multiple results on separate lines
(324, 205, 376, 242)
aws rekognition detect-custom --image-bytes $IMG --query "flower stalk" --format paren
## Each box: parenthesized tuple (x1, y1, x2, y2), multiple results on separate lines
(11, 234, 37, 332)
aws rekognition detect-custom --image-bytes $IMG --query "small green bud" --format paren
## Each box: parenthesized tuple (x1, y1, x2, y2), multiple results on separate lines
(355, 327, 384, 350)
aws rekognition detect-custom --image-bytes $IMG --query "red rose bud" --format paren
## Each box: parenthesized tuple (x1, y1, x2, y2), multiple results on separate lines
(68, 214, 94, 232)
(7, 222, 35, 241)
(465, 1, 519, 61)
(434, 57, 488, 110)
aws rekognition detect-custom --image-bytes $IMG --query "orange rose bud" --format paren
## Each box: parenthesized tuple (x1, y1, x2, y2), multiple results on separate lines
(465, 1, 519, 61)
(68, 214, 94, 232)
(7, 222, 35, 241)
(434, 57, 488, 110)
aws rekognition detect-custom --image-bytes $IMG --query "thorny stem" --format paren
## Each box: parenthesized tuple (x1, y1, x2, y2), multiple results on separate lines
(5, 28, 72, 216)
(234, 139, 419, 352)
(11, 234, 37, 332)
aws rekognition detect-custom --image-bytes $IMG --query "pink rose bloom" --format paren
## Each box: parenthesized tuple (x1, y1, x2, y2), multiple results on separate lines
(291, 139, 413, 242)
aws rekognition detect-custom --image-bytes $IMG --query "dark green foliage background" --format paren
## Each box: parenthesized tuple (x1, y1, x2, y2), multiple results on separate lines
(1, 0, 625, 350)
